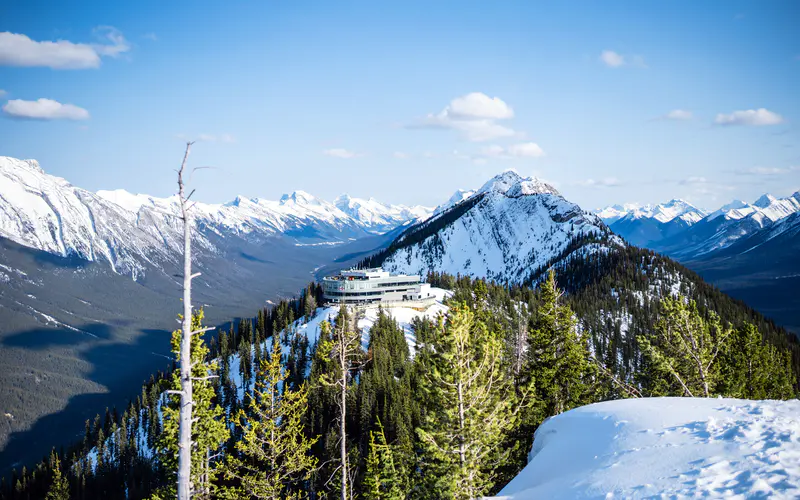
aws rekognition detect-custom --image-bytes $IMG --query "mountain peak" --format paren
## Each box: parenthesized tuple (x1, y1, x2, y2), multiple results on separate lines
(753, 193, 777, 208)
(478, 170, 559, 197)
(225, 195, 251, 207)
(280, 190, 318, 205)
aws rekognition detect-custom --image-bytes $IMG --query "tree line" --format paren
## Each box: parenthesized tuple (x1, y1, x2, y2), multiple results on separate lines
(3, 266, 796, 499)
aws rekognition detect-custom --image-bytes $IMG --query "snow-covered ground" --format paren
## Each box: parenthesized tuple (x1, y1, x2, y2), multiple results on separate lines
(356, 287, 450, 353)
(0, 155, 429, 277)
(383, 171, 618, 284)
(494, 397, 800, 499)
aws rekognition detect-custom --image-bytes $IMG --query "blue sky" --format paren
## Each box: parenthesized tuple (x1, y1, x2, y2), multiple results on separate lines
(1, 0, 798, 210)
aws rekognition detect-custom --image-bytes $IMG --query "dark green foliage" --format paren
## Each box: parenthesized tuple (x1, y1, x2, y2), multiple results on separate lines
(6, 262, 798, 500)
(356, 310, 415, 481)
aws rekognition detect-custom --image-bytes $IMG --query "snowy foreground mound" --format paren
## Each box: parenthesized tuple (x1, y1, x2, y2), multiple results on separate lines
(494, 397, 800, 499)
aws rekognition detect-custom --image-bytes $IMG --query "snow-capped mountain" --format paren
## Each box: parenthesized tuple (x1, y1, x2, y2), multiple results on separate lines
(593, 203, 642, 224)
(597, 199, 707, 248)
(685, 210, 800, 333)
(0, 156, 423, 278)
(372, 170, 618, 284)
(432, 188, 476, 216)
(333, 194, 432, 233)
(654, 191, 800, 258)
(596, 199, 706, 225)
(597, 192, 800, 257)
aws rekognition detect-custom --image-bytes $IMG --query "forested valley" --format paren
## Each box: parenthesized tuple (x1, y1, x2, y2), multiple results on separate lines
(3, 265, 797, 500)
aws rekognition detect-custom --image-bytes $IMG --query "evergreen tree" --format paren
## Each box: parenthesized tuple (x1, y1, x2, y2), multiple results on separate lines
(356, 310, 415, 480)
(415, 303, 518, 499)
(316, 307, 365, 500)
(362, 419, 405, 500)
(153, 309, 229, 499)
(220, 339, 318, 499)
(526, 269, 593, 420)
(638, 297, 733, 397)
(45, 454, 69, 500)
(718, 323, 795, 399)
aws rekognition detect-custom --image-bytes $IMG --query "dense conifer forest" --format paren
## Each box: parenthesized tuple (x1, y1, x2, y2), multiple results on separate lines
(3, 263, 797, 499)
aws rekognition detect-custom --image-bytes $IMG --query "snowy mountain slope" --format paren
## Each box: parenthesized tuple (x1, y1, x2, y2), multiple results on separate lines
(593, 203, 642, 224)
(0, 157, 196, 277)
(601, 199, 707, 247)
(0, 156, 422, 279)
(685, 211, 800, 333)
(597, 192, 800, 258)
(596, 199, 706, 225)
(334, 194, 432, 233)
(433, 188, 476, 216)
(654, 191, 800, 259)
(494, 397, 800, 499)
(371, 171, 618, 284)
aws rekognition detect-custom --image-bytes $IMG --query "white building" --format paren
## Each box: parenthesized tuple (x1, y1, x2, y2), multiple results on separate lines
(321, 267, 431, 305)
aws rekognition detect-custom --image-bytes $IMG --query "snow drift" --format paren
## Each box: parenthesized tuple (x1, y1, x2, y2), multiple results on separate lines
(494, 397, 800, 499)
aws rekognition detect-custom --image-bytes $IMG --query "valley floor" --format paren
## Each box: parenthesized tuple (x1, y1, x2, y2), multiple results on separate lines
(495, 397, 800, 499)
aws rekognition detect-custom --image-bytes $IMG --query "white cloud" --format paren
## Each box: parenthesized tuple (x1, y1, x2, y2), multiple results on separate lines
(714, 108, 784, 126)
(0, 28, 129, 69)
(508, 142, 545, 158)
(599, 50, 646, 69)
(664, 109, 693, 120)
(579, 178, 621, 188)
(142, 32, 158, 41)
(323, 148, 362, 159)
(0, 89, 6, 97)
(393, 152, 409, 159)
(600, 50, 625, 68)
(2, 98, 89, 120)
(92, 27, 129, 57)
(447, 92, 514, 120)
(409, 92, 518, 142)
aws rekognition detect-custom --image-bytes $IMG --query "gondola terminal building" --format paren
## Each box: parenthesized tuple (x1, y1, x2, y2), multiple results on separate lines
(321, 268, 431, 305)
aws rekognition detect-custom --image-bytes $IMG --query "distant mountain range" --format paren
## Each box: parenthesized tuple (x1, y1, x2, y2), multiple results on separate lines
(595, 190, 800, 333)
(595, 192, 800, 258)
(0, 155, 430, 473)
(0, 156, 432, 279)
(0, 155, 797, 475)
(367, 170, 617, 283)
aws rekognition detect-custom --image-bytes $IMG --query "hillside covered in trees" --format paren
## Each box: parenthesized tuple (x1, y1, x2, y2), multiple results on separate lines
(3, 264, 796, 499)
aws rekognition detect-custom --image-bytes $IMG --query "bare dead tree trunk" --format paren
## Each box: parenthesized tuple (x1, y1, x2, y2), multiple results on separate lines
(177, 142, 195, 500)
(514, 304, 527, 377)
(339, 318, 348, 500)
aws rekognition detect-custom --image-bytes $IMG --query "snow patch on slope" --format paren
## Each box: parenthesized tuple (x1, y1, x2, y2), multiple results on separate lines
(495, 397, 800, 499)
(383, 171, 617, 284)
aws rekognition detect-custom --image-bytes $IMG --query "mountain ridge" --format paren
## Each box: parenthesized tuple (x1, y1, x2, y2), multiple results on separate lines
(0, 156, 432, 279)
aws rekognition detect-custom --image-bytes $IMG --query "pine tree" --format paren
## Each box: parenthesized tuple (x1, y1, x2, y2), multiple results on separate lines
(153, 308, 229, 499)
(220, 338, 318, 499)
(45, 454, 69, 500)
(526, 269, 593, 420)
(362, 419, 405, 500)
(415, 303, 518, 499)
(356, 310, 414, 480)
(638, 297, 734, 397)
(320, 307, 365, 500)
(718, 323, 795, 399)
